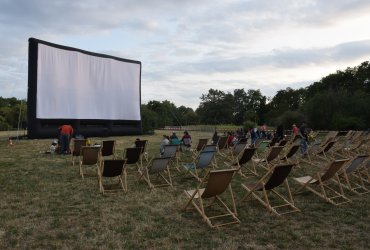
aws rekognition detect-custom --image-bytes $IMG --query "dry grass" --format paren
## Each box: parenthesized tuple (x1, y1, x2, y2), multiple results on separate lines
(0, 130, 369, 249)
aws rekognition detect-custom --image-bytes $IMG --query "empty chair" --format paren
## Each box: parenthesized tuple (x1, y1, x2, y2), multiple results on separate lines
(254, 146, 284, 170)
(216, 136, 228, 155)
(79, 146, 101, 179)
(183, 168, 240, 228)
(71, 139, 87, 166)
(162, 144, 180, 171)
(254, 140, 270, 158)
(337, 155, 369, 195)
(227, 142, 247, 161)
(280, 144, 301, 165)
(241, 163, 300, 215)
(183, 150, 216, 182)
(293, 159, 350, 205)
(191, 138, 209, 157)
(98, 159, 127, 194)
(123, 147, 142, 171)
(310, 139, 337, 162)
(138, 157, 172, 188)
(135, 139, 149, 164)
(101, 140, 116, 158)
(227, 147, 257, 177)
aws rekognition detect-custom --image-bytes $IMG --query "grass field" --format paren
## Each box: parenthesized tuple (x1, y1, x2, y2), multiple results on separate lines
(0, 131, 369, 249)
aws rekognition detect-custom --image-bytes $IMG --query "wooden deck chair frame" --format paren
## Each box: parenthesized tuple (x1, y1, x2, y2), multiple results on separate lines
(162, 144, 180, 171)
(79, 146, 101, 179)
(202, 145, 218, 167)
(293, 159, 351, 205)
(71, 139, 87, 166)
(191, 138, 209, 158)
(227, 147, 257, 177)
(183, 150, 216, 182)
(123, 147, 142, 171)
(254, 146, 284, 170)
(254, 140, 270, 158)
(280, 144, 301, 166)
(138, 157, 172, 189)
(135, 139, 149, 165)
(98, 159, 127, 194)
(101, 140, 116, 159)
(337, 155, 369, 195)
(216, 136, 228, 156)
(183, 168, 240, 228)
(227, 141, 247, 162)
(241, 163, 300, 216)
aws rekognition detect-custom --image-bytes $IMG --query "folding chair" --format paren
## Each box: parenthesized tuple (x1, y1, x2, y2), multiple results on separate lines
(293, 159, 351, 205)
(241, 163, 300, 215)
(191, 138, 209, 157)
(138, 157, 172, 189)
(216, 136, 228, 156)
(183, 168, 240, 228)
(253, 146, 284, 170)
(98, 159, 127, 194)
(101, 140, 116, 159)
(123, 147, 142, 171)
(310, 139, 337, 162)
(337, 155, 369, 195)
(183, 150, 216, 182)
(227, 147, 257, 177)
(135, 139, 149, 165)
(79, 146, 101, 179)
(162, 144, 180, 171)
(254, 140, 270, 158)
(227, 141, 247, 162)
(280, 144, 301, 165)
(71, 139, 87, 166)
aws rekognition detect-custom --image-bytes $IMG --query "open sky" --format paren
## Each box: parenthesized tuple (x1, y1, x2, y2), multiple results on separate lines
(1, 0, 370, 109)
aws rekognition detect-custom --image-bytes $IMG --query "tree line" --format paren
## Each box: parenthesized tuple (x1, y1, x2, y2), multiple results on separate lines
(1, 61, 369, 132)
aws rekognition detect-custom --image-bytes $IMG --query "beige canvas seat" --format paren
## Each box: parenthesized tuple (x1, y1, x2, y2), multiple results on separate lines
(241, 163, 299, 215)
(293, 159, 350, 205)
(71, 139, 87, 166)
(162, 144, 180, 171)
(79, 146, 101, 178)
(138, 157, 172, 188)
(183, 168, 240, 228)
(98, 159, 127, 194)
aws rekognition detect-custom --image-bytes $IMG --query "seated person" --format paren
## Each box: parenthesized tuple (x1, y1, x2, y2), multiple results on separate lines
(181, 131, 192, 149)
(170, 132, 181, 145)
(160, 135, 170, 155)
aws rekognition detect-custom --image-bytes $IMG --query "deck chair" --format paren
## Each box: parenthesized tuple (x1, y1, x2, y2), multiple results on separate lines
(293, 159, 351, 205)
(241, 163, 300, 215)
(101, 140, 116, 158)
(183, 168, 240, 228)
(79, 146, 101, 179)
(191, 138, 209, 157)
(280, 144, 300, 165)
(98, 159, 127, 194)
(227, 142, 247, 161)
(227, 147, 257, 177)
(162, 144, 180, 171)
(71, 139, 87, 166)
(123, 147, 142, 171)
(183, 150, 216, 182)
(254, 146, 284, 170)
(277, 139, 288, 147)
(337, 155, 369, 195)
(254, 140, 270, 158)
(138, 157, 172, 188)
(216, 136, 228, 156)
(135, 139, 149, 165)
(310, 139, 337, 162)
(268, 137, 280, 147)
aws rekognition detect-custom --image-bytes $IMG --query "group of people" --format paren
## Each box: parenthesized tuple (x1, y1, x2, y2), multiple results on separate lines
(160, 131, 192, 155)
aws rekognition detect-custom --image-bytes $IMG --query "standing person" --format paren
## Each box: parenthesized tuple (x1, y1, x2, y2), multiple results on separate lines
(59, 124, 73, 154)
(211, 131, 219, 145)
(299, 123, 308, 155)
(292, 124, 299, 136)
(276, 124, 284, 141)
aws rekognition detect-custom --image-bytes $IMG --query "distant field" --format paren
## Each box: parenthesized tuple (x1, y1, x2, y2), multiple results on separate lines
(0, 130, 369, 249)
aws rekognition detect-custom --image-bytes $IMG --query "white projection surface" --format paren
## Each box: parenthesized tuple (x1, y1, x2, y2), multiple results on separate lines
(36, 44, 141, 120)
